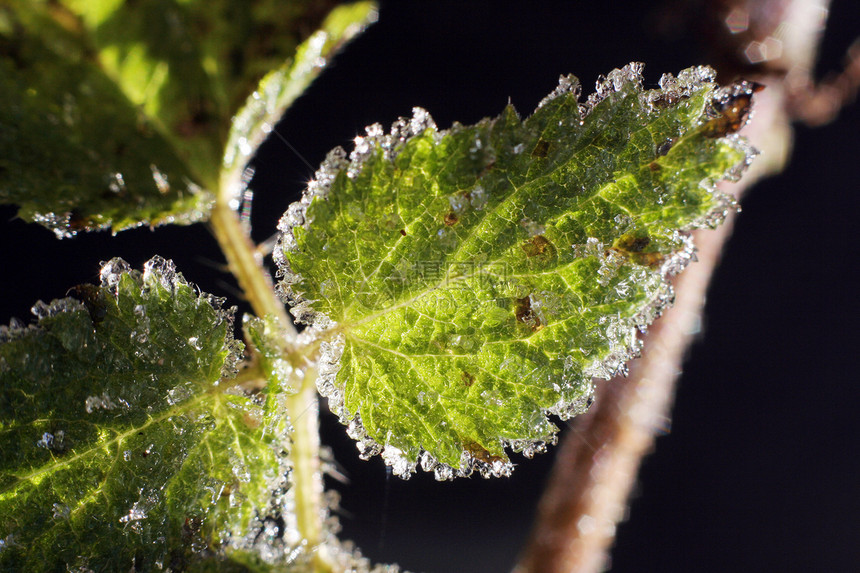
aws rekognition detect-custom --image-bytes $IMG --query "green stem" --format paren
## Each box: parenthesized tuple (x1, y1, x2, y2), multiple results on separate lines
(209, 195, 328, 570)
(286, 366, 330, 572)
(209, 203, 293, 331)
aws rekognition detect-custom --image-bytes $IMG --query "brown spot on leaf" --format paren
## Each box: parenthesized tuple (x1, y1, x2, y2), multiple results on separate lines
(612, 234, 665, 267)
(479, 159, 496, 178)
(183, 516, 202, 539)
(515, 296, 543, 331)
(464, 441, 505, 464)
(615, 234, 651, 253)
(520, 235, 557, 263)
(444, 212, 459, 226)
(175, 98, 216, 138)
(648, 91, 689, 109)
(703, 80, 764, 138)
(67, 209, 90, 232)
(461, 371, 475, 387)
(531, 139, 550, 158)
(636, 252, 666, 266)
(45, 2, 86, 35)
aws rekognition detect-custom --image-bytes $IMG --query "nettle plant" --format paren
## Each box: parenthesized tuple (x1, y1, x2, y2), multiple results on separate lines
(0, 2, 758, 571)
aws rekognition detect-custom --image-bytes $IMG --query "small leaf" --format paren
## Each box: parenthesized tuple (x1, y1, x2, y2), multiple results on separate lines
(222, 1, 378, 200)
(0, 2, 212, 237)
(64, 0, 363, 191)
(0, 258, 291, 570)
(0, 1, 376, 236)
(276, 64, 757, 478)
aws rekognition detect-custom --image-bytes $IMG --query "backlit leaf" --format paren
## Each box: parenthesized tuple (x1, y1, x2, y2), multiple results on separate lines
(0, 0, 376, 236)
(0, 258, 292, 571)
(222, 1, 378, 200)
(0, 2, 211, 237)
(276, 64, 757, 478)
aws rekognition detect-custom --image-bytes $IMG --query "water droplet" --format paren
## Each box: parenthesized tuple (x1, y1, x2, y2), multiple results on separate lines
(583, 63, 644, 115)
(519, 217, 546, 237)
(480, 389, 504, 408)
(433, 464, 454, 481)
(435, 227, 458, 250)
(142, 256, 179, 291)
(99, 258, 131, 290)
(150, 164, 170, 194)
(448, 194, 468, 213)
(62, 93, 79, 126)
(35, 430, 65, 451)
(52, 503, 70, 520)
(538, 73, 582, 109)
(237, 136, 252, 156)
(30, 300, 51, 319)
(119, 501, 148, 524)
(469, 185, 488, 210)
(381, 445, 415, 478)
(270, 358, 295, 388)
(0, 533, 15, 553)
(85, 393, 118, 414)
(107, 172, 127, 194)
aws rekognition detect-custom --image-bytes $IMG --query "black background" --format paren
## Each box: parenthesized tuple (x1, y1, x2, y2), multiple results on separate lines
(2, 1, 859, 571)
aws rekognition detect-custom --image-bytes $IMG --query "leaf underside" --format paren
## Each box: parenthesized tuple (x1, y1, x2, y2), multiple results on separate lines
(0, 0, 376, 237)
(276, 64, 756, 479)
(0, 258, 293, 571)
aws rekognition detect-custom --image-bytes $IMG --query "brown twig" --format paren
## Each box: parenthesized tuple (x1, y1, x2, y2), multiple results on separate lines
(786, 37, 860, 126)
(513, 206, 740, 573)
(511, 0, 845, 569)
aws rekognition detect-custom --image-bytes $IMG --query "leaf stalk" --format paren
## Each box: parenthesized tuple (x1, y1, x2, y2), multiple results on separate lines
(210, 193, 328, 570)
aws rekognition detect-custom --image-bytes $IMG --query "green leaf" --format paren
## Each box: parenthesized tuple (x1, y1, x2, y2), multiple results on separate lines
(0, 257, 292, 571)
(62, 0, 370, 191)
(0, 2, 212, 237)
(0, 0, 376, 236)
(222, 1, 378, 200)
(276, 64, 757, 479)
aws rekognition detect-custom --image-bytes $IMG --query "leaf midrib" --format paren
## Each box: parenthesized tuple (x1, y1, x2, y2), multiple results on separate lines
(0, 389, 215, 498)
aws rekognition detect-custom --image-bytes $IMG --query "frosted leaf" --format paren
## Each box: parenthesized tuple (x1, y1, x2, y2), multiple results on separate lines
(276, 64, 757, 478)
(1, 1, 377, 236)
(0, 4, 213, 236)
(0, 258, 294, 571)
(221, 2, 379, 204)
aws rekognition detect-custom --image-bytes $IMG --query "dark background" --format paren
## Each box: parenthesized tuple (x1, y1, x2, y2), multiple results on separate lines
(1, 1, 858, 571)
